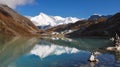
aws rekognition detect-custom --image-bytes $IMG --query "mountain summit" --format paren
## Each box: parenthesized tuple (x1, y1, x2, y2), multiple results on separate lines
(28, 13, 81, 26)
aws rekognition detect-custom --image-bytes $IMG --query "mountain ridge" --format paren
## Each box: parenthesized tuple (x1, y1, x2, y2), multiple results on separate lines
(66, 12, 120, 37)
(28, 13, 82, 27)
(0, 4, 40, 37)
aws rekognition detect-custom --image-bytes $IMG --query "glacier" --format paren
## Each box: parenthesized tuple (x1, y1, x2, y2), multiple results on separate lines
(27, 12, 82, 26)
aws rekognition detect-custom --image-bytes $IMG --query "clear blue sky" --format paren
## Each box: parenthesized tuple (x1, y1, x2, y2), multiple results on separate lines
(15, 0, 120, 18)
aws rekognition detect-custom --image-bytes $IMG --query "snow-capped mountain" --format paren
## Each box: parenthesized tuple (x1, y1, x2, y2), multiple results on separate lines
(28, 13, 81, 26)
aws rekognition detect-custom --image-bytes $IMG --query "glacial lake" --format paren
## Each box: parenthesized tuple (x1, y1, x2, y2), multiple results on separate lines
(0, 37, 120, 67)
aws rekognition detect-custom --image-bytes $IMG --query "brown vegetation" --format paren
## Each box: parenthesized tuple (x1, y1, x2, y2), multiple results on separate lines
(0, 4, 40, 37)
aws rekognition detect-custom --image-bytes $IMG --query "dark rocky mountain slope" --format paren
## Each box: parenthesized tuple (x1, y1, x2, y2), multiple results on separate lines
(46, 19, 102, 33)
(67, 13, 120, 37)
(88, 14, 112, 21)
(0, 4, 40, 37)
(45, 16, 107, 36)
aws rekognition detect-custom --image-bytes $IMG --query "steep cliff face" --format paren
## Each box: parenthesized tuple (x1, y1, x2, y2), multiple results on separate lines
(0, 4, 40, 37)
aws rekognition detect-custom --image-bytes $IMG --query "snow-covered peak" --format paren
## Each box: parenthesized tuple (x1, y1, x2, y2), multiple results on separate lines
(28, 12, 81, 26)
(65, 17, 79, 23)
(38, 12, 51, 19)
(30, 13, 55, 26)
(39, 12, 47, 16)
(52, 16, 65, 21)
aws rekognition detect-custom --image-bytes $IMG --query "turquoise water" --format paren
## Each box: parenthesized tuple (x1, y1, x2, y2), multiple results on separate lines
(0, 37, 120, 67)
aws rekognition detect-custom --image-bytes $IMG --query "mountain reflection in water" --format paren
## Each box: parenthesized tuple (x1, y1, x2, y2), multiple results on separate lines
(30, 44, 80, 59)
(0, 37, 120, 67)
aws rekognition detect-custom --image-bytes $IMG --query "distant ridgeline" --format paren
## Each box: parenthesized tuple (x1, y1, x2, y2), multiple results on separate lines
(44, 13, 112, 37)
(65, 13, 120, 38)
(78, 13, 120, 37)
(0, 4, 40, 37)
(44, 12, 120, 38)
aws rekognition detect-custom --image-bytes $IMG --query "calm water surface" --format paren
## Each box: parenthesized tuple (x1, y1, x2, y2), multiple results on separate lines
(0, 37, 120, 67)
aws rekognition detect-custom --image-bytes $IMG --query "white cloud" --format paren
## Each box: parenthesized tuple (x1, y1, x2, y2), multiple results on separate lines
(0, 0, 35, 8)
